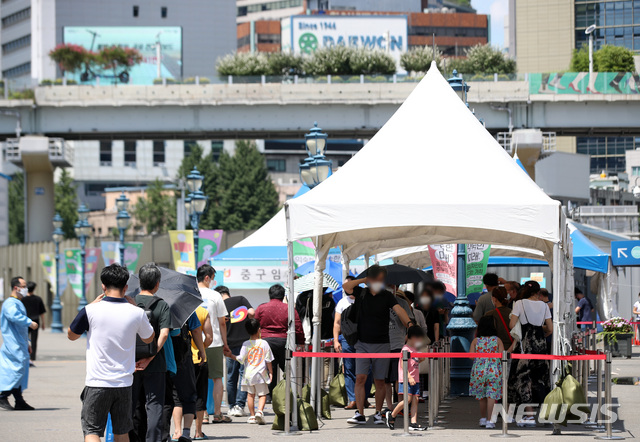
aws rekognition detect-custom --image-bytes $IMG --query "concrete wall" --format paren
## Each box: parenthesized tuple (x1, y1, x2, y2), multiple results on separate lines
(535, 152, 590, 204)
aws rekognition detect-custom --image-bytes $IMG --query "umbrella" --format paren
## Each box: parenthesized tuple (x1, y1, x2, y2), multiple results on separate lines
(357, 263, 429, 286)
(126, 267, 202, 329)
(287, 272, 341, 294)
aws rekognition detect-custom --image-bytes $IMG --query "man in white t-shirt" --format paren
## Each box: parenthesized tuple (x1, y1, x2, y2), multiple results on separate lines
(197, 264, 231, 422)
(68, 264, 154, 442)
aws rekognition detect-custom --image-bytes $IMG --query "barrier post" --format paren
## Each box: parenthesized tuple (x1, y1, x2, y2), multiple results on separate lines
(427, 350, 444, 431)
(594, 352, 624, 440)
(490, 351, 518, 438)
(582, 335, 590, 398)
(586, 352, 605, 431)
(444, 337, 454, 401)
(392, 350, 420, 437)
(437, 343, 451, 411)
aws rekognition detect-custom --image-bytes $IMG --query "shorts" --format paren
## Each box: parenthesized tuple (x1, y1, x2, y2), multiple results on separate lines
(81, 386, 133, 437)
(194, 362, 209, 412)
(205, 347, 224, 379)
(385, 348, 401, 383)
(398, 382, 421, 396)
(241, 383, 269, 397)
(355, 341, 391, 380)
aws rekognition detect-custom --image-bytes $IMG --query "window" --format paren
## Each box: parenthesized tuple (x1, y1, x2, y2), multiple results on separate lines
(2, 62, 30, 78)
(267, 159, 286, 172)
(2, 35, 30, 55)
(632, 166, 640, 176)
(211, 141, 223, 162)
(1, 7, 30, 27)
(161, 6, 167, 18)
(153, 141, 166, 166)
(124, 141, 136, 166)
(133, 5, 139, 17)
(99, 141, 112, 166)
(184, 140, 198, 158)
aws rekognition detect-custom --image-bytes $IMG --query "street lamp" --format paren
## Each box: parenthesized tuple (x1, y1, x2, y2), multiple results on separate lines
(186, 168, 207, 262)
(50, 213, 65, 333)
(447, 70, 469, 104)
(115, 192, 131, 266)
(74, 203, 92, 312)
(299, 122, 333, 189)
(585, 24, 597, 79)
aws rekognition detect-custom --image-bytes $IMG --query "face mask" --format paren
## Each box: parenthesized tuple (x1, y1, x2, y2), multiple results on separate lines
(18, 287, 28, 297)
(420, 296, 432, 308)
(369, 282, 385, 293)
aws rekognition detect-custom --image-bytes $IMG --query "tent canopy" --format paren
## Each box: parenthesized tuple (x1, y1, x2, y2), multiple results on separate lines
(568, 222, 609, 273)
(286, 63, 561, 263)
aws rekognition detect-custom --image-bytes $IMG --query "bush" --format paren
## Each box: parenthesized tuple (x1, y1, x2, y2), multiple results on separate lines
(184, 77, 211, 84)
(216, 52, 269, 76)
(595, 45, 636, 72)
(153, 78, 178, 84)
(40, 79, 53, 86)
(49, 43, 93, 74)
(303, 46, 356, 75)
(266, 52, 305, 76)
(348, 50, 396, 75)
(401, 47, 442, 73)
(462, 44, 516, 75)
(9, 89, 35, 100)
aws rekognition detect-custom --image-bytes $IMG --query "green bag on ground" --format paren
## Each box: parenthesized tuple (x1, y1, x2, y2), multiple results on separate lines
(561, 374, 589, 421)
(329, 371, 348, 407)
(270, 399, 319, 431)
(271, 414, 286, 431)
(272, 379, 293, 417)
(301, 384, 331, 419)
(542, 386, 567, 425)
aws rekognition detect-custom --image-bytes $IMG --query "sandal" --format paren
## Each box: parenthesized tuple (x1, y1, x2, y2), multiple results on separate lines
(247, 416, 257, 424)
(255, 410, 265, 425)
(194, 435, 208, 441)
(212, 414, 232, 423)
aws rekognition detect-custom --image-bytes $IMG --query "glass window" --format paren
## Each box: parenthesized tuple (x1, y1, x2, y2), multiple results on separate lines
(632, 166, 640, 176)
(124, 141, 136, 166)
(184, 140, 198, 158)
(133, 5, 139, 17)
(266, 159, 286, 172)
(161, 6, 167, 18)
(211, 141, 223, 162)
(153, 141, 165, 166)
(100, 141, 112, 166)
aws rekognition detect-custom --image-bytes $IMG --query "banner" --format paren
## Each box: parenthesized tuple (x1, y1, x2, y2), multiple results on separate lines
(530, 72, 640, 95)
(465, 244, 491, 294)
(65, 249, 83, 299)
(84, 247, 101, 292)
(428, 245, 458, 296)
(101, 241, 144, 272)
(197, 230, 223, 268)
(222, 261, 288, 289)
(40, 253, 56, 290)
(101, 241, 119, 266)
(293, 238, 316, 268)
(169, 230, 196, 274)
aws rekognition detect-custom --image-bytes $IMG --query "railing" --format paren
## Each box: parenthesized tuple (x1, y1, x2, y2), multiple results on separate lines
(495, 131, 557, 155)
(3, 137, 73, 167)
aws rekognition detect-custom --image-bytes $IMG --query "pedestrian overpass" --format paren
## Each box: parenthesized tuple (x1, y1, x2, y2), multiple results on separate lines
(0, 80, 639, 139)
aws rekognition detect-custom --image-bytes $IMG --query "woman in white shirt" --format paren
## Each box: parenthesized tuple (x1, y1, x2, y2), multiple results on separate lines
(507, 281, 552, 427)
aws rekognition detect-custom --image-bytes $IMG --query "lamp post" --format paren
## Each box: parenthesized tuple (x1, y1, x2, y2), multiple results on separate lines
(299, 122, 332, 189)
(585, 24, 597, 79)
(186, 168, 207, 263)
(74, 204, 92, 312)
(115, 191, 131, 267)
(446, 72, 477, 395)
(50, 213, 65, 333)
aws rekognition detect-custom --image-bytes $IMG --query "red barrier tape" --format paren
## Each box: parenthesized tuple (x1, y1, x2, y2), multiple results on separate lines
(292, 351, 606, 361)
(577, 321, 640, 325)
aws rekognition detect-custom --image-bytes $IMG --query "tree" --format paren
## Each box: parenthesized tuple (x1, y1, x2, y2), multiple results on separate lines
(54, 169, 78, 239)
(206, 141, 279, 230)
(461, 44, 516, 75)
(48, 44, 92, 75)
(133, 179, 176, 234)
(8, 172, 24, 244)
(96, 46, 143, 83)
(216, 52, 269, 76)
(570, 45, 590, 72)
(303, 46, 356, 76)
(595, 45, 636, 72)
(348, 50, 396, 75)
(176, 143, 219, 230)
(401, 46, 442, 73)
(266, 52, 305, 76)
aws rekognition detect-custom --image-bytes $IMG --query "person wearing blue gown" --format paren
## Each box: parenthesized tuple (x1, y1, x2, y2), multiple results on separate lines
(0, 276, 38, 411)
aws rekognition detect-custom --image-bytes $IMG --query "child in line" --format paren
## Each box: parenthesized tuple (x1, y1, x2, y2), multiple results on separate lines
(469, 315, 504, 429)
(230, 318, 273, 425)
(386, 326, 427, 432)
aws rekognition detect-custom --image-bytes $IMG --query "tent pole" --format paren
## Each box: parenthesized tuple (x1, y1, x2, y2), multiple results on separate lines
(284, 205, 299, 432)
(310, 236, 325, 415)
(551, 241, 561, 384)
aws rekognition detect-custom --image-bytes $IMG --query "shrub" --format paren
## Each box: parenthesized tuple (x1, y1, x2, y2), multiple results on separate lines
(184, 77, 211, 84)
(40, 79, 54, 86)
(595, 45, 636, 72)
(266, 52, 305, 76)
(9, 89, 35, 100)
(53, 78, 77, 85)
(303, 46, 356, 75)
(216, 52, 269, 76)
(462, 44, 516, 75)
(400, 46, 442, 73)
(49, 43, 92, 74)
(348, 50, 396, 75)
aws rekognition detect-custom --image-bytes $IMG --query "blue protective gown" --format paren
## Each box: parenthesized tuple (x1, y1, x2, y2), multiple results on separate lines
(0, 297, 32, 392)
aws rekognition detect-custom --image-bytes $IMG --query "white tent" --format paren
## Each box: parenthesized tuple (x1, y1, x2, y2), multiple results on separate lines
(282, 64, 573, 404)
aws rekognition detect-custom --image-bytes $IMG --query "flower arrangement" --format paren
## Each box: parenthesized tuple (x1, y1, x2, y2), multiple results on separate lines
(599, 317, 633, 344)
(49, 44, 93, 74)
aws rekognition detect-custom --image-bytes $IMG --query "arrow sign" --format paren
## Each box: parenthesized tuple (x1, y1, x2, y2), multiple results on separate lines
(611, 241, 640, 266)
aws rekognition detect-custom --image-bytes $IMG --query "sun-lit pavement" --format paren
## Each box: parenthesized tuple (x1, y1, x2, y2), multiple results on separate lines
(1, 330, 639, 441)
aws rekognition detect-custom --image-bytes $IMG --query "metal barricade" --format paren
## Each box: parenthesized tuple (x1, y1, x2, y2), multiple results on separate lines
(594, 352, 625, 440)
(427, 346, 444, 430)
(586, 350, 605, 432)
(490, 351, 519, 438)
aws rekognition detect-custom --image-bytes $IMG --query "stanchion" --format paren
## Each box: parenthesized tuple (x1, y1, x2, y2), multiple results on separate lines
(491, 351, 519, 438)
(586, 352, 605, 431)
(594, 352, 624, 440)
(392, 349, 421, 437)
(437, 342, 451, 411)
(427, 351, 444, 430)
(582, 333, 590, 395)
(443, 337, 455, 401)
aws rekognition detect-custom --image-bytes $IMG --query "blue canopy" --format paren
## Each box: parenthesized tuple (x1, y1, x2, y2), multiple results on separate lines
(570, 225, 609, 273)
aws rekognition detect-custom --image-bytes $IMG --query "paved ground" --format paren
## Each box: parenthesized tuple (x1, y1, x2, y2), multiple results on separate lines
(1, 330, 639, 441)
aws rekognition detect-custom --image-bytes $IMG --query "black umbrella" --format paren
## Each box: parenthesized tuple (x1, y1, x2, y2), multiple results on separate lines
(126, 267, 203, 329)
(357, 264, 430, 286)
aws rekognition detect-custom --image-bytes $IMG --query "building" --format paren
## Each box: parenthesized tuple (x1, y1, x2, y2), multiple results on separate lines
(1, 0, 236, 86)
(625, 148, 640, 190)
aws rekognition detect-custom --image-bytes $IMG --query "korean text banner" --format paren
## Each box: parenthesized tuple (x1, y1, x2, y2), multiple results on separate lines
(84, 248, 101, 293)
(40, 253, 56, 289)
(428, 245, 457, 296)
(221, 260, 288, 289)
(465, 244, 491, 294)
(170, 230, 196, 274)
(197, 230, 223, 268)
(63, 26, 182, 85)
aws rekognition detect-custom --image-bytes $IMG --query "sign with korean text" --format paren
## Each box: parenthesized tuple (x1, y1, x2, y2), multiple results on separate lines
(428, 245, 458, 296)
(221, 261, 288, 289)
(465, 244, 491, 294)
(64, 249, 83, 299)
(101, 241, 144, 271)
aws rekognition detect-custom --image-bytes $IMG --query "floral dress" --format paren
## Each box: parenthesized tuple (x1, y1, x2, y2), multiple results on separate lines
(469, 336, 502, 400)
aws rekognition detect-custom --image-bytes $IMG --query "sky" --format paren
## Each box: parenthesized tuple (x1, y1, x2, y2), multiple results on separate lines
(471, 0, 508, 48)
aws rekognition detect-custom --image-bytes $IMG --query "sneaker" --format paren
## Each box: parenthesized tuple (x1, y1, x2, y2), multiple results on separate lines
(486, 422, 496, 429)
(409, 423, 426, 431)
(0, 397, 13, 411)
(347, 411, 366, 425)
(247, 416, 257, 424)
(516, 417, 536, 427)
(255, 410, 265, 425)
(373, 411, 385, 425)
(14, 401, 34, 411)
(229, 405, 244, 417)
(385, 411, 395, 430)
(479, 418, 487, 427)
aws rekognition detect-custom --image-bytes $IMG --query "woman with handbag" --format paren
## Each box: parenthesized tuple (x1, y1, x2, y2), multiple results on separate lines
(507, 281, 553, 427)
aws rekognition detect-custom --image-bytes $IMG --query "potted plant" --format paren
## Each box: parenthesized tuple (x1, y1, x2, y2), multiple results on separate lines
(96, 46, 142, 84)
(48, 43, 92, 80)
(599, 317, 633, 358)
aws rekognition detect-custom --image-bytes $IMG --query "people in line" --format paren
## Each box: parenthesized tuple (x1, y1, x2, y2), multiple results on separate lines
(21, 281, 46, 364)
(218, 285, 254, 417)
(196, 265, 231, 424)
(469, 316, 504, 429)
(131, 263, 171, 442)
(431, 281, 452, 334)
(229, 318, 274, 425)
(385, 286, 415, 411)
(342, 265, 415, 426)
(575, 288, 594, 328)
(414, 287, 439, 344)
(254, 284, 305, 397)
(484, 287, 515, 353)
(504, 281, 519, 307)
(472, 273, 501, 323)
(508, 281, 552, 428)
(385, 326, 427, 432)
(68, 264, 155, 442)
(0, 276, 38, 411)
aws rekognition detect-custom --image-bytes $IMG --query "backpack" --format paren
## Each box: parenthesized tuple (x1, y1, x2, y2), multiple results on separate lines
(341, 296, 360, 347)
(171, 323, 192, 364)
(135, 297, 161, 361)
